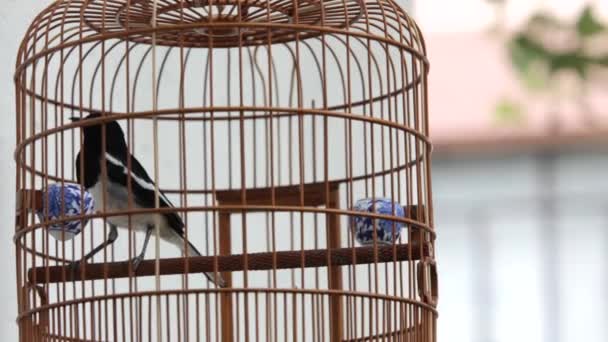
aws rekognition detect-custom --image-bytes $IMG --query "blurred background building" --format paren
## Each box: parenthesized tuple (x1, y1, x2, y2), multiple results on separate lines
(411, 1, 608, 342)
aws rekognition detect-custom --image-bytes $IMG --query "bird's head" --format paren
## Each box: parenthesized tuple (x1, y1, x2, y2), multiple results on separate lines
(71, 112, 127, 153)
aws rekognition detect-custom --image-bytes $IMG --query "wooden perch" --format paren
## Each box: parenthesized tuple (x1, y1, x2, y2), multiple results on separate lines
(28, 243, 430, 284)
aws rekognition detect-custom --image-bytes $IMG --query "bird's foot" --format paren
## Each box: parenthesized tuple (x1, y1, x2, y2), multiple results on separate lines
(130, 256, 144, 272)
(66, 260, 84, 278)
(205, 272, 227, 288)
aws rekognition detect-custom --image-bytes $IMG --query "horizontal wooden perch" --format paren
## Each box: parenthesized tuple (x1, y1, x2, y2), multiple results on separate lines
(28, 243, 430, 284)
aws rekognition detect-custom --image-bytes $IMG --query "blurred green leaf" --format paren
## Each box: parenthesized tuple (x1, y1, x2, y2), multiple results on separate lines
(494, 99, 525, 125)
(550, 51, 589, 79)
(577, 5, 605, 37)
(505, 7, 608, 94)
(596, 55, 608, 67)
(508, 35, 551, 90)
(509, 35, 547, 71)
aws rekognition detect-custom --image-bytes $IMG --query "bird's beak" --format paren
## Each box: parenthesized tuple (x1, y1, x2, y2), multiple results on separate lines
(69, 116, 81, 122)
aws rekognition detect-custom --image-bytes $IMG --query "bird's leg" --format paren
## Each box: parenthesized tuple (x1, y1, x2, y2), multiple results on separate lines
(68, 224, 119, 275)
(130, 225, 153, 271)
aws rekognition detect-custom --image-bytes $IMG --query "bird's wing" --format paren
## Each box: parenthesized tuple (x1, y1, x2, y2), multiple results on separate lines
(104, 152, 185, 235)
(75, 151, 81, 183)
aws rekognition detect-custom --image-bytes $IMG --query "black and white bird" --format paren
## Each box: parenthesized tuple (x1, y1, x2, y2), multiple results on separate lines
(71, 112, 224, 287)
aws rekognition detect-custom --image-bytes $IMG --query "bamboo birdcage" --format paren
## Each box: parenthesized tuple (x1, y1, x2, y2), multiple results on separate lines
(14, 0, 437, 341)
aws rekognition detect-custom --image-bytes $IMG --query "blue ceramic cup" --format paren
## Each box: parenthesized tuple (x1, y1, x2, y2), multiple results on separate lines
(350, 198, 405, 245)
(36, 184, 95, 241)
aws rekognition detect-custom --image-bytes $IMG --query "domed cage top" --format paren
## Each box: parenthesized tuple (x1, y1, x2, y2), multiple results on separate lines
(14, 0, 436, 341)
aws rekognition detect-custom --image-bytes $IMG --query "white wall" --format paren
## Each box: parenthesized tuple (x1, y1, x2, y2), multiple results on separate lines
(0, 1, 52, 340)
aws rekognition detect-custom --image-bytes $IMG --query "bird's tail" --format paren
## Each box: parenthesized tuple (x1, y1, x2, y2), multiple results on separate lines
(186, 241, 227, 288)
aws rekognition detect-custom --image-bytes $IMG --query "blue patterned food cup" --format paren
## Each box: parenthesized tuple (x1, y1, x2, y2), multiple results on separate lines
(350, 198, 405, 245)
(36, 184, 95, 241)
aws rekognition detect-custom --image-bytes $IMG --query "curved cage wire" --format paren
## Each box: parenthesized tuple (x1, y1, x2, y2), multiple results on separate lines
(14, 0, 436, 341)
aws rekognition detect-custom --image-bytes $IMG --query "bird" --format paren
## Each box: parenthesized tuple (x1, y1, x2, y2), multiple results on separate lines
(70, 112, 225, 287)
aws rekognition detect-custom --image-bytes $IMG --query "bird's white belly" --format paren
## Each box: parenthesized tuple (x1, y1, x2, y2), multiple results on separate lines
(89, 180, 163, 232)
